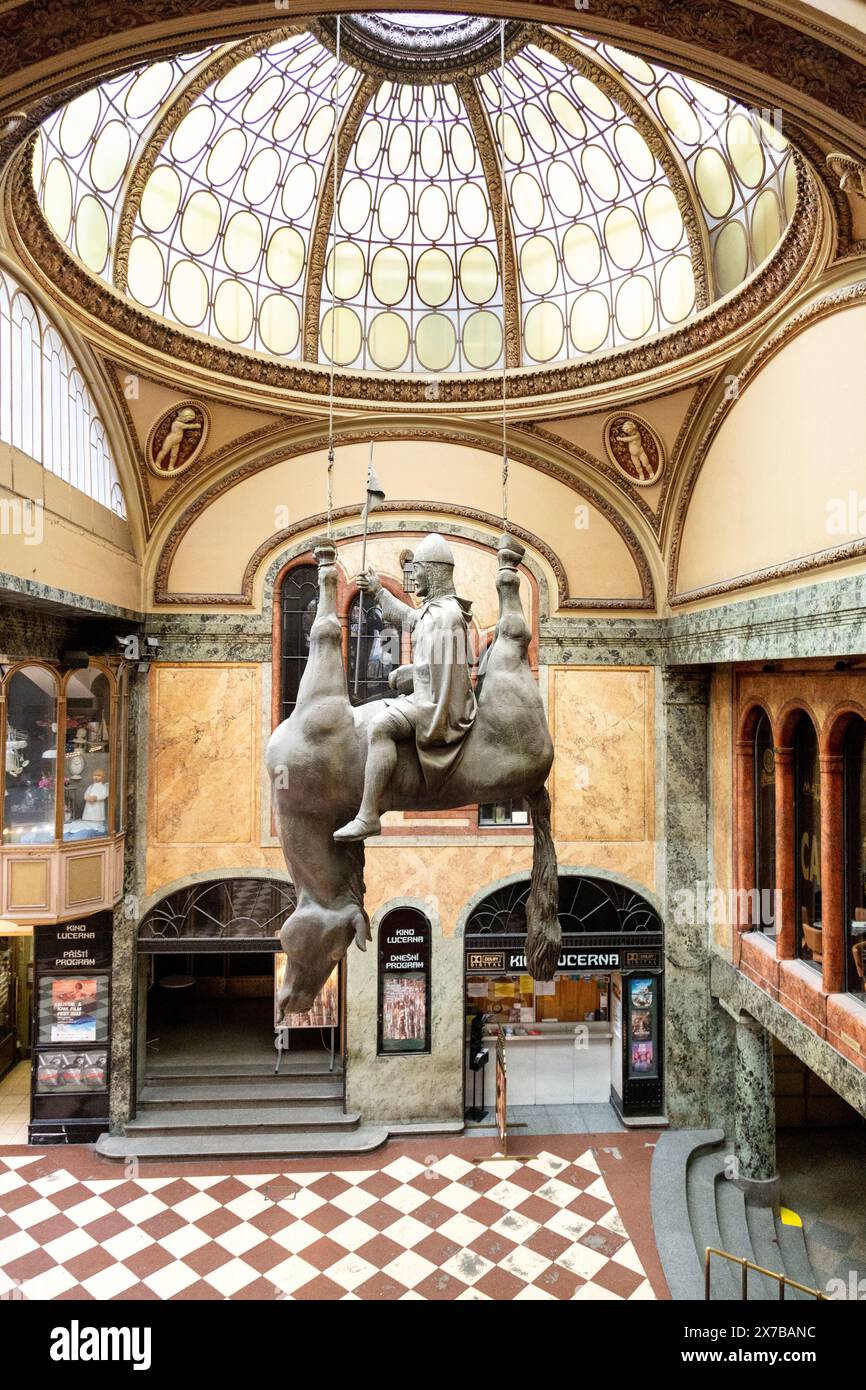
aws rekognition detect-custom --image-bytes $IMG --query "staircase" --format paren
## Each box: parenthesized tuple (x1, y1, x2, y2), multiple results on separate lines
(651, 1131, 821, 1300)
(96, 1056, 389, 1161)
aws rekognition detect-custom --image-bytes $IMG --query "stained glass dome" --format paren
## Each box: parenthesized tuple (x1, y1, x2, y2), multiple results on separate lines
(33, 14, 795, 374)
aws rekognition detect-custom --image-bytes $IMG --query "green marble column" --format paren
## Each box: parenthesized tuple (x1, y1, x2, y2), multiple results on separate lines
(735, 1011, 778, 1204)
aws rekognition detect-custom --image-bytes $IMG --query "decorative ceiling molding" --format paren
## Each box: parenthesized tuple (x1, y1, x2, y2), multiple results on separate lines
(667, 279, 866, 605)
(301, 74, 381, 366)
(455, 76, 521, 369)
(151, 422, 657, 610)
(6, 137, 823, 410)
(312, 14, 531, 84)
(531, 25, 711, 311)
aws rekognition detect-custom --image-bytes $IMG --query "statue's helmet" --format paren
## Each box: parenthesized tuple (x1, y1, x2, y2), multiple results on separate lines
(414, 532, 455, 566)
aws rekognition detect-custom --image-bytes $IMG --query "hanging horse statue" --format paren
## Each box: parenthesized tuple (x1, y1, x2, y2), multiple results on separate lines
(266, 530, 559, 1018)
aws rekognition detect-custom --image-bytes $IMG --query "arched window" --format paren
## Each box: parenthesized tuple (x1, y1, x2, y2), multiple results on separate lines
(0, 265, 126, 516)
(795, 717, 822, 967)
(754, 712, 776, 931)
(2, 665, 59, 844)
(279, 564, 318, 720)
(347, 594, 400, 706)
(843, 718, 866, 997)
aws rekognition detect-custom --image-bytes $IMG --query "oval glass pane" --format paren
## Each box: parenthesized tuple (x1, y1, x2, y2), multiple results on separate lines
(420, 126, 444, 179)
(321, 305, 362, 365)
(604, 45, 654, 85)
(713, 218, 748, 295)
(326, 241, 365, 300)
(415, 248, 453, 307)
(168, 258, 209, 327)
(170, 106, 214, 162)
(281, 161, 317, 219)
(562, 223, 601, 284)
(304, 106, 335, 157)
(206, 128, 246, 186)
(694, 148, 734, 218)
(758, 114, 788, 154)
(659, 254, 695, 323)
(614, 124, 656, 182)
(90, 120, 131, 192)
(604, 207, 644, 271)
(657, 86, 700, 145)
(59, 89, 100, 158)
(569, 74, 615, 121)
(214, 279, 254, 343)
(388, 124, 413, 177)
(496, 113, 524, 166)
(727, 113, 765, 188)
(511, 171, 544, 229)
(456, 181, 489, 238)
(415, 312, 456, 372)
(266, 226, 305, 287)
(686, 78, 729, 115)
(371, 246, 409, 305)
(449, 123, 476, 175)
(140, 165, 181, 233)
(615, 274, 655, 339)
(547, 160, 582, 218)
(520, 235, 557, 296)
(223, 210, 263, 274)
(524, 102, 556, 155)
(374, 81, 392, 115)
(273, 92, 309, 144)
(258, 293, 299, 355)
(751, 188, 782, 263)
(43, 159, 72, 239)
(421, 85, 436, 120)
(368, 311, 410, 370)
(460, 245, 498, 304)
(524, 301, 564, 362)
(417, 184, 449, 242)
(242, 73, 283, 126)
(783, 154, 797, 220)
(180, 189, 221, 256)
(581, 145, 619, 203)
(570, 290, 609, 353)
(398, 84, 414, 119)
(377, 183, 410, 241)
(127, 236, 164, 307)
(339, 176, 372, 235)
(355, 118, 383, 170)
(462, 310, 502, 370)
(75, 195, 109, 272)
(214, 55, 261, 103)
(125, 62, 173, 119)
(644, 184, 684, 250)
(548, 90, 585, 140)
(243, 147, 281, 206)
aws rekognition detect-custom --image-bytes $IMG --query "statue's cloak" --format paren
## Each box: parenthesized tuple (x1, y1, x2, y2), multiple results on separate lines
(378, 589, 477, 788)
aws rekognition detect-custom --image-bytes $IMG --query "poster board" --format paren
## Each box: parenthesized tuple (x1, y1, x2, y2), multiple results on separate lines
(274, 955, 338, 1029)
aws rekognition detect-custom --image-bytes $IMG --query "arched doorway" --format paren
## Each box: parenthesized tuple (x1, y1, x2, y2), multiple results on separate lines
(463, 874, 664, 1122)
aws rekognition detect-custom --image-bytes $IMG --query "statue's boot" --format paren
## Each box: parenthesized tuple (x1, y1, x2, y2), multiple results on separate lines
(333, 815, 381, 842)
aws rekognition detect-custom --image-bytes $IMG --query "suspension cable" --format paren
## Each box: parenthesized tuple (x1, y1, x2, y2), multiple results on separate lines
(499, 19, 508, 526)
(326, 15, 341, 537)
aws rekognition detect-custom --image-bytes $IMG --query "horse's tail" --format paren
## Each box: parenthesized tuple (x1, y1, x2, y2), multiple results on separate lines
(525, 784, 560, 980)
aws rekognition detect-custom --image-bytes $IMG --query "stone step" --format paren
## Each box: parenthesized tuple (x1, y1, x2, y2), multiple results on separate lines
(773, 1215, 822, 1300)
(650, 1128, 725, 1301)
(144, 1060, 342, 1081)
(125, 1104, 359, 1137)
(688, 1152, 741, 1301)
(95, 1125, 390, 1162)
(714, 1176, 778, 1300)
(139, 1079, 343, 1108)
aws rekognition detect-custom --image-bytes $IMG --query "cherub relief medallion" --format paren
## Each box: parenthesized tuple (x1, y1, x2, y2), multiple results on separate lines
(145, 401, 209, 478)
(603, 413, 665, 487)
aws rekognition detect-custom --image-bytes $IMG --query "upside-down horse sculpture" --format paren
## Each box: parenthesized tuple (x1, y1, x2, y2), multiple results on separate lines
(266, 530, 559, 1018)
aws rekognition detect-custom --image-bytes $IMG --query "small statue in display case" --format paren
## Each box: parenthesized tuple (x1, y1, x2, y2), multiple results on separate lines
(82, 769, 108, 825)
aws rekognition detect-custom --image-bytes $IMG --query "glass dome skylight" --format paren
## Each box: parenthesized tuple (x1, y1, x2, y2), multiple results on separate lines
(33, 15, 794, 375)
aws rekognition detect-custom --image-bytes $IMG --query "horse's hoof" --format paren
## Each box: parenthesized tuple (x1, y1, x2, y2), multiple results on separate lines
(333, 816, 380, 842)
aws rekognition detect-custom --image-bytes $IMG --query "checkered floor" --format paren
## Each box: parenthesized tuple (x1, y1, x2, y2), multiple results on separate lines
(0, 1144, 659, 1301)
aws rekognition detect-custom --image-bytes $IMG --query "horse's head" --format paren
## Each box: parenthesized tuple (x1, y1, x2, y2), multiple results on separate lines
(276, 901, 370, 1018)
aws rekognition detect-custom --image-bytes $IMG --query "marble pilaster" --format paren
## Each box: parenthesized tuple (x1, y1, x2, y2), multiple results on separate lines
(734, 1012, 778, 1204)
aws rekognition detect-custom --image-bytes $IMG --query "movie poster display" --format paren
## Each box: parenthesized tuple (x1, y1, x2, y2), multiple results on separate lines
(627, 976, 658, 1079)
(35, 1049, 108, 1094)
(37, 973, 109, 1044)
(274, 956, 338, 1029)
(495, 1030, 507, 1145)
(377, 908, 431, 1055)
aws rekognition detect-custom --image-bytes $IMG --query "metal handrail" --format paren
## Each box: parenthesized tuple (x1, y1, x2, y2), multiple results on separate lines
(705, 1246, 826, 1301)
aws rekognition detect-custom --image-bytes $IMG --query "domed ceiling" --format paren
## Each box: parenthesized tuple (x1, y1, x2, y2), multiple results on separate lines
(33, 12, 795, 376)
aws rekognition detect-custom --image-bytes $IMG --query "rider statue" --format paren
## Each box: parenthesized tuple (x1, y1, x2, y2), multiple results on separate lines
(333, 533, 477, 841)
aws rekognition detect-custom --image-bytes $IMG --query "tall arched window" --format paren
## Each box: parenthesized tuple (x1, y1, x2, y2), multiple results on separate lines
(347, 594, 399, 706)
(795, 717, 822, 967)
(843, 718, 866, 997)
(754, 712, 776, 932)
(279, 565, 318, 720)
(0, 265, 125, 516)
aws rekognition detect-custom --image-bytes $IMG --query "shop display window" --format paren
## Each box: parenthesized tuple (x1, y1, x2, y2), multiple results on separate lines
(754, 711, 776, 932)
(2, 665, 60, 844)
(62, 667, 111, 841)
(466, 973, 610, 1033)
(844, 717, 866, 997)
